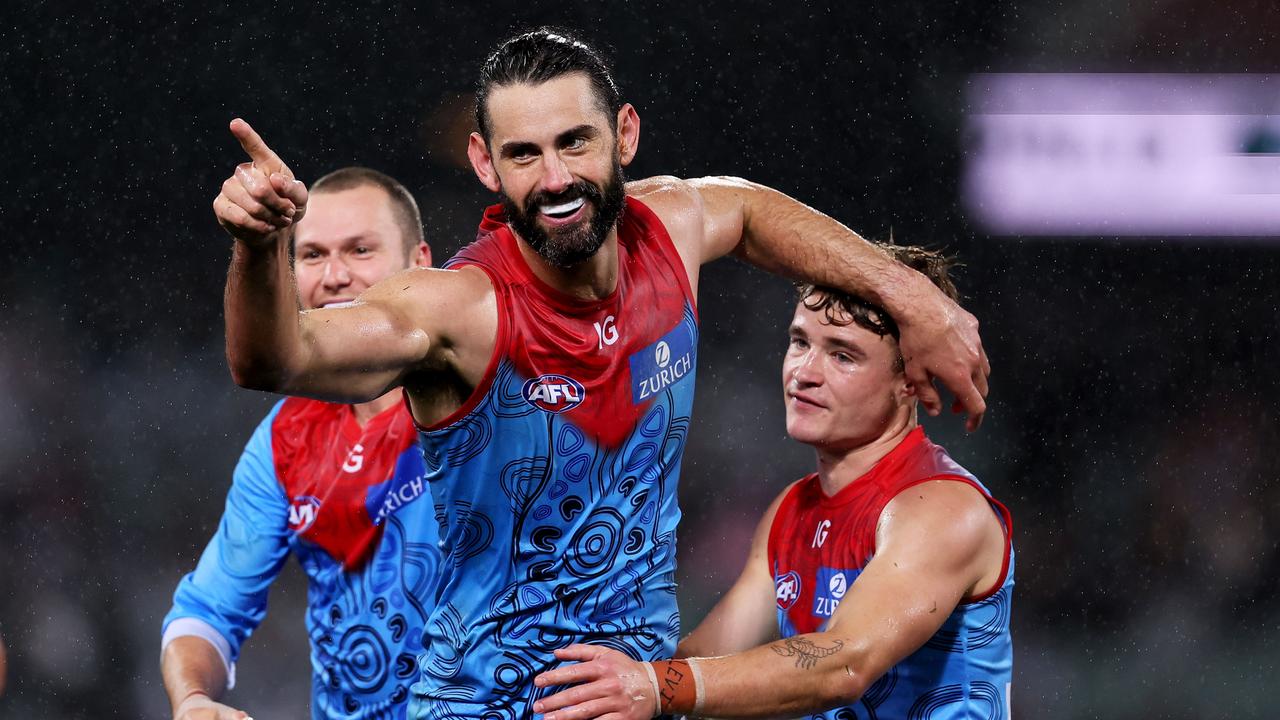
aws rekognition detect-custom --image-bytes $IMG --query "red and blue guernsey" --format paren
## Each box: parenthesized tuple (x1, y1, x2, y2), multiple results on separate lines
(163, 397, 441, 720)
(409, 198, 698, 718)
(768, 428, 1014, 720)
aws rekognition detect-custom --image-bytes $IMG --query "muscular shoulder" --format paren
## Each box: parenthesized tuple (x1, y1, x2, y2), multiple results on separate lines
(363, 265, 492, 326)
(366, 264, 491, 301)
(357, 265, 497, 370)
(626, 176, 703, 235)
(880, 481, 996, 542)
(876, 480, 1005, 591)
(626, 175, 700, 204)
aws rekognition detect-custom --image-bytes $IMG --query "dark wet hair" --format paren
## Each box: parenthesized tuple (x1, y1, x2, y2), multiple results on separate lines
(475, 27, 622, 142)
(310, 166, 426, 256)
(797, 243, 959, 342)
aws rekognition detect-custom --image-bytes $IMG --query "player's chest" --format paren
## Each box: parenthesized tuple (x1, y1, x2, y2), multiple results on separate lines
(502, 290, 698, 448)
(773, 509, 877, 627)
(274, 426, 423, 535)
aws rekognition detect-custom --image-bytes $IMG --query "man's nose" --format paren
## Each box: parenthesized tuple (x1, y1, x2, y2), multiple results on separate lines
(322, 258, 352, 289)
(790, 351, 823, 386)
(541, 154, 573, 195)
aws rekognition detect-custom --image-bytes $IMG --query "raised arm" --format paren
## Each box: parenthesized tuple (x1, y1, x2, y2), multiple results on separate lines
(214, 120, 490, 402)
(674, 487, 789, 658)
(635, 176, 989, 431)
(532, 479, 1007, 720)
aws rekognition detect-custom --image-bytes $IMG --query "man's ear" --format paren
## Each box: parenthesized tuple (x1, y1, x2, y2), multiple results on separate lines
(898, 366, 918, 403)
(616, 103, 640, 166)
(468, 131, 502, 192)
(411, 241, 432, 269)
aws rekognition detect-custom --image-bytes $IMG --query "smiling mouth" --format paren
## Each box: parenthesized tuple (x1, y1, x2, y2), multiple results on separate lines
(540, 197, 586, 219)
(321, 300, 356, 309)
(790, 393, 825, 410)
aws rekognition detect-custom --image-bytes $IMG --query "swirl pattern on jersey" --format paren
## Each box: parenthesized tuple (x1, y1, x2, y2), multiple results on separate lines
(410, 199, 697, 718)
(302, 507, 442, 720)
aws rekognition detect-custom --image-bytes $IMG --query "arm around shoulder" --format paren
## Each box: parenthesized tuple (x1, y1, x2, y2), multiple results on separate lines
(647, 174, 991, 430)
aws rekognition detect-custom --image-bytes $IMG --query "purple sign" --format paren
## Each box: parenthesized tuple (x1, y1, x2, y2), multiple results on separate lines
(962, 74, 1280, 237)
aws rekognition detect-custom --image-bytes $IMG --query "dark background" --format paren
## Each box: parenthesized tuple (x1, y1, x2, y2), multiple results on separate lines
(2, 1, 1278, 718)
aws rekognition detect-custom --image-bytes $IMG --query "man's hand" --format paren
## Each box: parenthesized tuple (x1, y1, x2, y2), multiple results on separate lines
(212, 118, 309, 246)
(174, 691, 253, 720)
(532, 645, 657, 720)
(898, 287, 990, 432)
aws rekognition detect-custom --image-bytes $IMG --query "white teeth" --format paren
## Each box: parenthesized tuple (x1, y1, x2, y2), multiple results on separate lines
(323, 300, 356, 309)
(541, 197, 585, 216)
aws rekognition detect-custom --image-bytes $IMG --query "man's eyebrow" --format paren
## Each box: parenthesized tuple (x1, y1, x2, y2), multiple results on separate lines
(499, 125, 600, 158)
(296, 234, 376, 252)
(499, 140, 540, 158)
(826, 335, 867, 356)
(556, 124, 599, 145)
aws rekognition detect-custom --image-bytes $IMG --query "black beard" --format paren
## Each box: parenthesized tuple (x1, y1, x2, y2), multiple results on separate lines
(502, 159, 626, 269)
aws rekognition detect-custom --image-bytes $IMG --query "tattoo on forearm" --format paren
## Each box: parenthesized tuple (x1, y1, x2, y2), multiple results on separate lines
(770, 638, 844, 670)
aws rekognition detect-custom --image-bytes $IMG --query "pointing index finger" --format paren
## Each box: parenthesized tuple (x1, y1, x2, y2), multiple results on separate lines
(229, 118, 286, 175)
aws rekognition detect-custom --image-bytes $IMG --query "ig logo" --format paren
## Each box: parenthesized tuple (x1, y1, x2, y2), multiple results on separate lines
(812, 519, 831, 548)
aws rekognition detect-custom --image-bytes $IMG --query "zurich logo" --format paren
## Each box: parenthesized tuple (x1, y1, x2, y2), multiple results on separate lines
(522, 374, 586, 413)
(829, 572, 848, 600)
(655, 341, 671, 368)
(775, 571, 802, 610)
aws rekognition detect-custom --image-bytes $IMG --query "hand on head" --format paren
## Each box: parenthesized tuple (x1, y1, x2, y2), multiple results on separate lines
(899, 300, 990, 432)
(213, 119, 310, 246)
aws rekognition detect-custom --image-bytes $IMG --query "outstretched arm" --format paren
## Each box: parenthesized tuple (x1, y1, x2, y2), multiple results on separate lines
(635, 176, 989, 431)
(532, 479, 1008, 719)
(215, 119, 488, 402)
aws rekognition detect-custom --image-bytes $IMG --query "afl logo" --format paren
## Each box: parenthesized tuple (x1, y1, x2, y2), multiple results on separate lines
(655, 341, 671, 368)
(288, 495, 321, 533)
(775, 571, 802, 610)
(522, 374, 586, 413)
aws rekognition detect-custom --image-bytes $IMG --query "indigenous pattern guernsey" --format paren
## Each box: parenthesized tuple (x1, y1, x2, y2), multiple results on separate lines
(768, 428, 1015, 720)
(411, 198, 698, 718)
(164, 398, 440, 720)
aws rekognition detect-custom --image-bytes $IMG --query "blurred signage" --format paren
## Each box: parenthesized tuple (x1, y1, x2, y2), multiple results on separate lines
(962, 74, 1280, 236)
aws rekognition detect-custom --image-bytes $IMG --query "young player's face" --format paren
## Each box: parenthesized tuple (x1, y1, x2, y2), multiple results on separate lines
(783, 300, 913, 452)
(474, 73, 633, 268)
(293, 185, 428, 310)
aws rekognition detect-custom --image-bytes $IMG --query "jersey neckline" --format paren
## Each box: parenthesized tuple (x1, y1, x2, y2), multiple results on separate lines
(810, 426, 928, 507)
